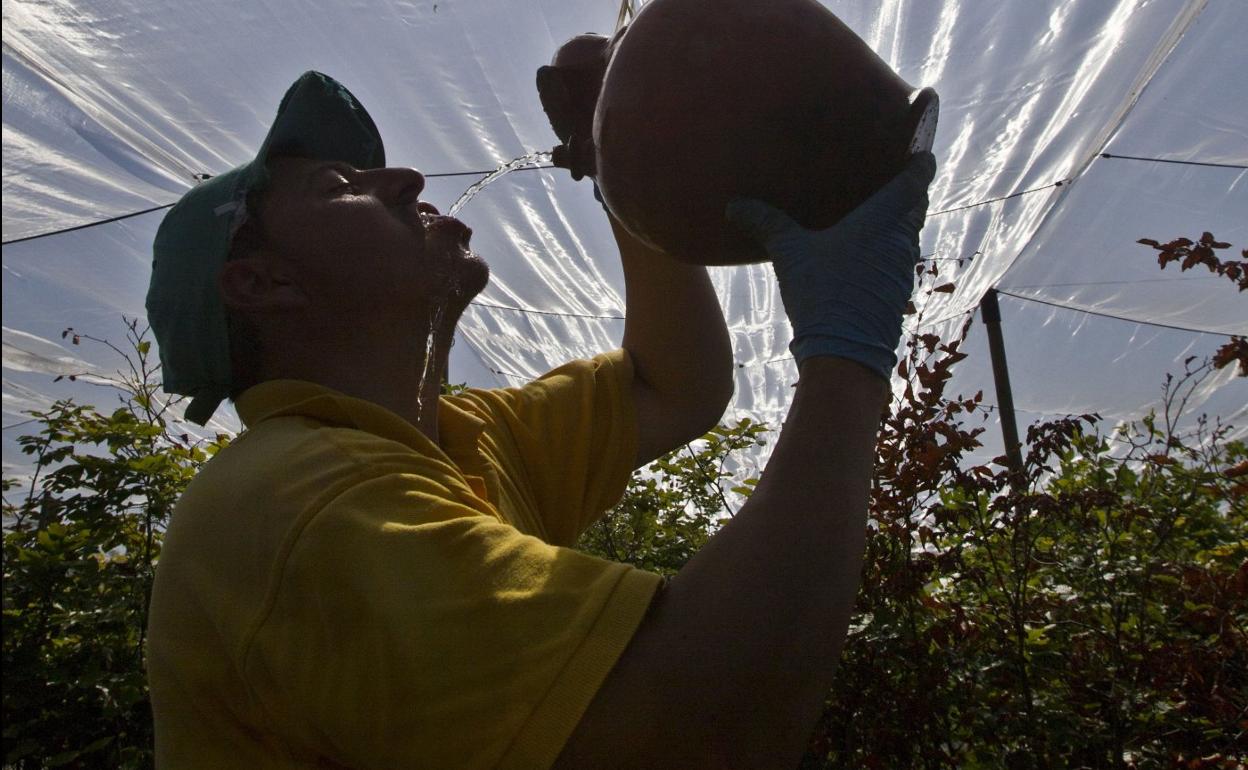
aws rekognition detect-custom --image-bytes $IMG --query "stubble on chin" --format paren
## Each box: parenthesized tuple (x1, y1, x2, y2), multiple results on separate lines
(421, 216, 484, 289)
(454, 251, 490, 300)
(418, 248, 489, 326)
(419, 254, 487, 347)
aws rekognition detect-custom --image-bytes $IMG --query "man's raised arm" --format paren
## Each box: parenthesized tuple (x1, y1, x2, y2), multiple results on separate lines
(615, 213, 734, 467)
(555, 154, 937, 769)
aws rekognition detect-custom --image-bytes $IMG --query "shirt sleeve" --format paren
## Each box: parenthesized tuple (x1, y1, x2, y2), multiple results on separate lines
(241, 457, 663, 770)
(457, 349, 639, 546)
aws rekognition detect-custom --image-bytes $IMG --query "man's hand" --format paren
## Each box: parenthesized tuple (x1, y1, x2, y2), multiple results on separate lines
(537, 34, 612, 181)
(726, 152, 937, 379)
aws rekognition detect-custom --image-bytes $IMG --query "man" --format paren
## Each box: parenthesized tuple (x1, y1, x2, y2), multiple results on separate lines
(145, 71, 934, 768)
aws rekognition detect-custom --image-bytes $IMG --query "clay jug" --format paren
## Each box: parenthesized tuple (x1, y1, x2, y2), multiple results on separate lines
(541, 0, 937, 265)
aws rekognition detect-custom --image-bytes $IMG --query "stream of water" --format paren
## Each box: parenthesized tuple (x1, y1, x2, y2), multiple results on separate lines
(446, 150, 552, 216)
(414, 150, 550, 419)
(414, 300, 448, 423)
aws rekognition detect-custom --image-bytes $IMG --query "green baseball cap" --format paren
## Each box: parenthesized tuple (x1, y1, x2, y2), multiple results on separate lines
(146, 70, 386, 425)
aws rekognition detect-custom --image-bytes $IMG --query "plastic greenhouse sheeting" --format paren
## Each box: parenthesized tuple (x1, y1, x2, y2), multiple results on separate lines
(4, 0, 1246, 480)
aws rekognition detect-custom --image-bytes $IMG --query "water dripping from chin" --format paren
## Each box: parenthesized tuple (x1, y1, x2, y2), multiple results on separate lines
(414, 299, 449, 426)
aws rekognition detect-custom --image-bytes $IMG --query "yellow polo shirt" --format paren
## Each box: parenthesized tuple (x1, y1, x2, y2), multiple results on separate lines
(146, 349, 663, 769)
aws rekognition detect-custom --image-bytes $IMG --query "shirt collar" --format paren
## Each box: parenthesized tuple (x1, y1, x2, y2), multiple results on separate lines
(234, 379, 486, 460)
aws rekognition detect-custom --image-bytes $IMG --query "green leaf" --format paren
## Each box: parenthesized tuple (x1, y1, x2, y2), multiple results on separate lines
(77, 735, 115, 755)
(46, 749, 83, 767)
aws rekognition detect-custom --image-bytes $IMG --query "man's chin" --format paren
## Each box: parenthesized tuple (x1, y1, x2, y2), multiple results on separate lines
(451, 251, 490, 302)
(428, 254, 488, 338)
(422, 242, 490, 300)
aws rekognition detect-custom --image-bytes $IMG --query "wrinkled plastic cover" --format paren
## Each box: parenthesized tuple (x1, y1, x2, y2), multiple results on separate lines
(4, 0, 1246, 478)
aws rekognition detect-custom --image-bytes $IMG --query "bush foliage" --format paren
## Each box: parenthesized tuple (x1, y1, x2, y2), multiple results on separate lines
(3, 321, 230, 768)
(796, 332, 1246, 769)
(4, 288, 1245, 767)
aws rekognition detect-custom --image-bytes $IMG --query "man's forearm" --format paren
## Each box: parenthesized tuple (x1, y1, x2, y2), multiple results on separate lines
(553, 356, 888, 769)
(614, 215, 733, 413)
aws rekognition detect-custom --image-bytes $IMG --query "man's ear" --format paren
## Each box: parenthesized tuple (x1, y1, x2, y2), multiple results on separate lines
(219, 258, 307, 313)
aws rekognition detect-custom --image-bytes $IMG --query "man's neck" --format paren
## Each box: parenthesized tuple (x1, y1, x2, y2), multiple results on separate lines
(263, 321, 453, 447)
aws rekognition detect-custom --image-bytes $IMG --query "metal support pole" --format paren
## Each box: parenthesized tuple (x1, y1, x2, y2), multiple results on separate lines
(980, 289, 1024, 484)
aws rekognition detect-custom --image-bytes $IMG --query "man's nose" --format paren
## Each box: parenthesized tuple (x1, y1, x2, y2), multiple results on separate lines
(366, 167, 426, 205)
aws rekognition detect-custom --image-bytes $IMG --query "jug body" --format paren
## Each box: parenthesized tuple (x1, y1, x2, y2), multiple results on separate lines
(584, 0, 934, 264)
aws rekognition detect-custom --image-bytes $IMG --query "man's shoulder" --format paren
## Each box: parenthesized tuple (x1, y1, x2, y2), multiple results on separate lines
(448, 350, 632, 422)
(159, 416, 456, 602)
(206, 414, 434, 486)
(176, 416, 434, 529)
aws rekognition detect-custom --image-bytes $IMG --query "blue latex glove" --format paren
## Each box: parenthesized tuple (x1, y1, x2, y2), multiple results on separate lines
(725, 152, 936, 379)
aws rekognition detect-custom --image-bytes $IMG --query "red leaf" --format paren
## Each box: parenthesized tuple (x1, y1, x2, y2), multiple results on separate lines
(932, 282, 956, 293)
(1212, 337, 1248, 375)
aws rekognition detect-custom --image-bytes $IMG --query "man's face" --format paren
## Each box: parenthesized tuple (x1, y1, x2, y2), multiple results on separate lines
(252, 155, 489, 327)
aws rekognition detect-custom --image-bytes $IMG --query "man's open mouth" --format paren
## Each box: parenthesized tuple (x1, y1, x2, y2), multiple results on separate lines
(422, 212, 473, 250)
